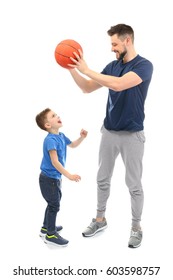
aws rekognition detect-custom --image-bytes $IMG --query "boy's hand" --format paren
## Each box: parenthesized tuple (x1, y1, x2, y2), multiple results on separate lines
(80, 129, 88, 138)
(68, 174, 81, 182)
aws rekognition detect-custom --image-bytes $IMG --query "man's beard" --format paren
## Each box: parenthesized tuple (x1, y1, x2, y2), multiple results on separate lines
(118, 51, 127, 61)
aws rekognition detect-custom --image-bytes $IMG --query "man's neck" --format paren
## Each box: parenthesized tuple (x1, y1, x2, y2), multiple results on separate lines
(123, 50, 137, 63)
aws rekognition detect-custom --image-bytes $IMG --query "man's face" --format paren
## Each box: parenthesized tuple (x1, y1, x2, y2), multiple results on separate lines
(110, 34, 128, 60)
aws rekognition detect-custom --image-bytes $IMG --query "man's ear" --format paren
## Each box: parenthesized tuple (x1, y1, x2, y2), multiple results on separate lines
(126, 36, 131, 45)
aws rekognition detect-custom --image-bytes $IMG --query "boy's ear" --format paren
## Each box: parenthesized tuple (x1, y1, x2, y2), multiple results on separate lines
(44, 122, 51, 129)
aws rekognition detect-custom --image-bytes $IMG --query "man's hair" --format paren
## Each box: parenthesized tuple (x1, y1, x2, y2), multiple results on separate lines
(107, 24, 134, 42)
(35, 108, 51, 131)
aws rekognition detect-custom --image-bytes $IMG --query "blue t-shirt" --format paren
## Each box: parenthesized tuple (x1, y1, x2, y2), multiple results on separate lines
(101, 55, 153, 131)
(40, 132, 72, 179)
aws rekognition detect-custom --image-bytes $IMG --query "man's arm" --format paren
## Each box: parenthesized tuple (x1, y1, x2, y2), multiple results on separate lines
(69, 68, 102, 93)
(78, 69, 143, 91)
(69, 50, 142, 92)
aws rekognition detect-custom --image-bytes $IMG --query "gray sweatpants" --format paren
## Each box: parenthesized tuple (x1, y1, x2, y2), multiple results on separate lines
(96, 126, 145, 229)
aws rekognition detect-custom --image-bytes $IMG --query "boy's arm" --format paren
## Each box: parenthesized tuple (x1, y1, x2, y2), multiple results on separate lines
(68, 129, 88, 148)
(49, 150, 81, 182)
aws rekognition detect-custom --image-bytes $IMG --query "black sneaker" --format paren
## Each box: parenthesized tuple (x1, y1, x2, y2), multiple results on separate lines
(44, 232, 69, 246)
(39, 226, 63, 238)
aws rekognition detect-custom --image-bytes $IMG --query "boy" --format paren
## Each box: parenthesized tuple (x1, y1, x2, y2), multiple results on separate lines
(35, 108, 87, 246)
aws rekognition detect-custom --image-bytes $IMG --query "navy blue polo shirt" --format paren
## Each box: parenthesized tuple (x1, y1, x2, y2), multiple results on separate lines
(101, 55, 153, 131)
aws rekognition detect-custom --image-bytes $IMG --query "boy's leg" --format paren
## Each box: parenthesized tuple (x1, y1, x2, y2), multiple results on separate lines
(42, 206, 48, 229)
(39, 174, 62, 235)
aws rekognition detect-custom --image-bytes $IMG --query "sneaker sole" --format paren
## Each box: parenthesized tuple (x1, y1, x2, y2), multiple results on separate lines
(82, 224, 108, 237)
(44, 240, 69, 247)
(39, 233, 46, 238)
(128, 243, 141, 248)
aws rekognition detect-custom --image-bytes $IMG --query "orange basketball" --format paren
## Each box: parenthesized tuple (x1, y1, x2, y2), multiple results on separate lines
(54, 39, 83, 69)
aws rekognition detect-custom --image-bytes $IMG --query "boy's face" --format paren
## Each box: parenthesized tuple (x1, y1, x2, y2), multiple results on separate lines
(45, 110, 62, 130)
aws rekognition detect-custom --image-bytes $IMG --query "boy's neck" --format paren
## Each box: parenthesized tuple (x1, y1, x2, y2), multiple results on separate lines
(47, 128, 59, 134)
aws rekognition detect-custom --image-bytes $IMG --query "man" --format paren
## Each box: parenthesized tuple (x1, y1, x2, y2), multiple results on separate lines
(68, 24, 153, 248)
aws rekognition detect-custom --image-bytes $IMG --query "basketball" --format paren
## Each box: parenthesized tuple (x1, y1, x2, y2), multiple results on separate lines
(54, 39, 83, 69)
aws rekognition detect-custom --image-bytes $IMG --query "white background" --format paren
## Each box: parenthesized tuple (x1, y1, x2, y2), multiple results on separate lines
(1, 0, 173, 279)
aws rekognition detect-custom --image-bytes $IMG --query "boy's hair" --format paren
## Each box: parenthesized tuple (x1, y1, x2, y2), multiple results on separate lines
(35, 108, 51, 131)
(107, 24, 134, 43)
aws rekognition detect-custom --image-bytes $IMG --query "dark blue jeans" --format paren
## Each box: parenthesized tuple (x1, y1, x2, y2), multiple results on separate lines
(39, 173, 62, 235)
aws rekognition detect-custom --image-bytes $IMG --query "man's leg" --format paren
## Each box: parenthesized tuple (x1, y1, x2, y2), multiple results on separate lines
(96, 127, 119, 219)
(82, 126, 119, 237)
(121, 131, 145, 247)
